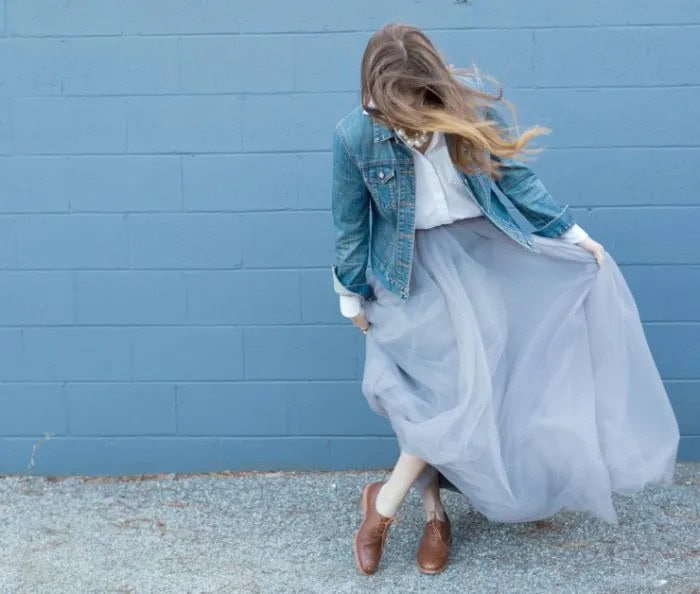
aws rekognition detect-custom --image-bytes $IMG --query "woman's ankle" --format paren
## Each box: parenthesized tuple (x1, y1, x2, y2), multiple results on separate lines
(423, 501, 446, 521)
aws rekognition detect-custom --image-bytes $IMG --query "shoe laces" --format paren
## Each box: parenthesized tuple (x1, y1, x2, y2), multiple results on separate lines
(375, 512, 399, 536)
(425, 512, 446, 542)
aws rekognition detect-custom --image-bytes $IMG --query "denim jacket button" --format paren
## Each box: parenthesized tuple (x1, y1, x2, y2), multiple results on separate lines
(378, 170, 384, 179)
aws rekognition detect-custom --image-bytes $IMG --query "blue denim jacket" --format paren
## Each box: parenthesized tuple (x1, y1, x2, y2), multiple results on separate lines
(331, 72, 577, 303)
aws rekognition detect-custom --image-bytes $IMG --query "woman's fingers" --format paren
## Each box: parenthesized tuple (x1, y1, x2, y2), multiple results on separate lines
(594, 248, 604, 267)
(578, 237, 605, 267)
(352, 311, 371, 331)
(592, 243, 605, 267)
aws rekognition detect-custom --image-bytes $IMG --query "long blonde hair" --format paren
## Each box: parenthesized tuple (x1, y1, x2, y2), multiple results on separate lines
(360, 23, 550, 180)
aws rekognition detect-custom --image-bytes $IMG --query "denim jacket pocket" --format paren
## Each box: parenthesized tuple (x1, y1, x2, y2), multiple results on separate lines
(363, 164, 397, 214)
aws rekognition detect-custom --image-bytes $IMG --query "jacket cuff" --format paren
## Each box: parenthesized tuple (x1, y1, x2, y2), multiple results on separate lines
(331, 264, 374, 299)
(530, 206, 575, 238)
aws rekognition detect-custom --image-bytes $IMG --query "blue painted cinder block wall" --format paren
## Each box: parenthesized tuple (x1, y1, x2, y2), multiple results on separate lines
(0, 2, 698, 475)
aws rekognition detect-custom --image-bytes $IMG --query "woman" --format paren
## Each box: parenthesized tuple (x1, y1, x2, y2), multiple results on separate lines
(330, 23, 680, 576)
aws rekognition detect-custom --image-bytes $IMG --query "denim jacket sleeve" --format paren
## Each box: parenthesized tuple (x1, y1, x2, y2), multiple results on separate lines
(458, 70, 576, 238)
(483, 102, 575, 238)
(330, 123, 375, 300)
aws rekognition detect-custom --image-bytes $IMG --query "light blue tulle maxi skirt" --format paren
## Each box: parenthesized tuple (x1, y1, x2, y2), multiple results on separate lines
(361, 215, 680, 524)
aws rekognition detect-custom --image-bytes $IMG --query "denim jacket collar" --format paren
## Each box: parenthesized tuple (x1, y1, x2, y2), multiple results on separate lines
(362, 100, 396, 143)
(373, 120, 395, 143)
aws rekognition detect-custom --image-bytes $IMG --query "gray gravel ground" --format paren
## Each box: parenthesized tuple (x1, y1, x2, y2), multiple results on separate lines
(1, 463, 698, 594)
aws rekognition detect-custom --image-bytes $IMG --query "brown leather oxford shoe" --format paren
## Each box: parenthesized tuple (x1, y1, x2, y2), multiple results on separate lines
(416, 510, 452, 574)
(353, 481, 396, 575)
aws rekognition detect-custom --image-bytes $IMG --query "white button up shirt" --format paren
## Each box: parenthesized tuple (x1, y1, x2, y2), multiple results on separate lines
(338, 107, 589, 318)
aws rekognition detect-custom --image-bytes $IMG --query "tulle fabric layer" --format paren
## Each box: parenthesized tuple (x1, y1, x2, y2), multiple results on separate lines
(362, 216, 679, 524)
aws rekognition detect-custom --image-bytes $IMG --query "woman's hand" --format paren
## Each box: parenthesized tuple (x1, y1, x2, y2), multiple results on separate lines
(577, 236, 606, 267)
(351, 311, 371, 333)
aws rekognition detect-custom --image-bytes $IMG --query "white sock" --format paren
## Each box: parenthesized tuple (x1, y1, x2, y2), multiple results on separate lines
(375, 482, 404, 517)
(374, 451, 428, 517)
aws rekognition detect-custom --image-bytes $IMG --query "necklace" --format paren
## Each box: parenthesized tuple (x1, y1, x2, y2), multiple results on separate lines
(395, 127, 430, 149)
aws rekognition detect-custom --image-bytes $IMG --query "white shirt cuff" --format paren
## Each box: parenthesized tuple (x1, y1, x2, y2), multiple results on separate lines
(558, 223, 589, 244)
(339, 294, 363, 318)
